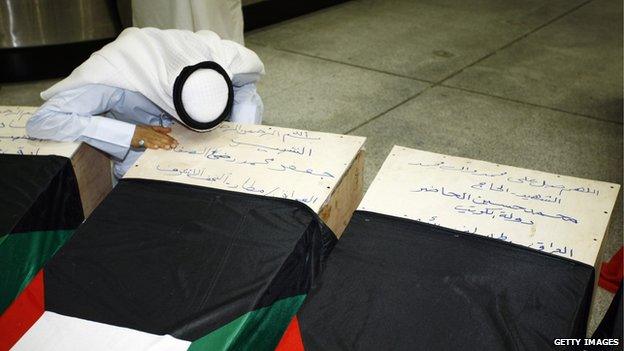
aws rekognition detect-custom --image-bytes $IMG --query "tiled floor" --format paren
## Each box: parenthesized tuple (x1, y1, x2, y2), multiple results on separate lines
(245, 0, 623, 334)
(1, 0, 621, 336)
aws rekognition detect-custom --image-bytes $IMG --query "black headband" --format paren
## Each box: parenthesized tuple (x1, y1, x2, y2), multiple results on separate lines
(172, 61, 234, 131)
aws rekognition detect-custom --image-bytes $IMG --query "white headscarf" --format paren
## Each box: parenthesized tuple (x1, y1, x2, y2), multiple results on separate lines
(41, 27, 265, 131)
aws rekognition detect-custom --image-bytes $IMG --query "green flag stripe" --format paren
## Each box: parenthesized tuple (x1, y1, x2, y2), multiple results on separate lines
(189, 294, 306, 351)
(0, 229, 75, 314)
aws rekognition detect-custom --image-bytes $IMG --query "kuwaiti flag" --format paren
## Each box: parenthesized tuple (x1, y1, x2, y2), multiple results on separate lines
(3, 179, 335, 350)
(277, 211, 595, 351)
(0, 155, 84, 350)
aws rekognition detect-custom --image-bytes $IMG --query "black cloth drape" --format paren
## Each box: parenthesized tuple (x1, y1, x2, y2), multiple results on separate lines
(44, 178, 336, 344)
(294, 211, 594, 351)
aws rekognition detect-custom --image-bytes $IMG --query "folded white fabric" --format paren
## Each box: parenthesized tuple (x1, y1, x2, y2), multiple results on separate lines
(41, 27, 264, 131)
(180, 68, 229, 123)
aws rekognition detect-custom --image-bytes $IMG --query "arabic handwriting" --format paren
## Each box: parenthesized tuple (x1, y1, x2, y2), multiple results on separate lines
(173, 146, 207, 155)
(470, 196, 578, 224)
(154, 164, 320, 205)
(506, 176, 599, 196)
(218, 124, 322, 144)
(268, 163, 335, 178)
(8, 120, 26, 129)
(171, 144, 333, 179)
(409, 161, 508, 177)
(219, 124, 279, 138)
(413, 185, 578, 225)
(230, 139, 311, 156)
(409, 160, 600, 198)
(471, 182, 563, 204)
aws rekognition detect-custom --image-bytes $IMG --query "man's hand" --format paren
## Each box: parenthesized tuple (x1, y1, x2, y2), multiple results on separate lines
(131, 125, 179, 149)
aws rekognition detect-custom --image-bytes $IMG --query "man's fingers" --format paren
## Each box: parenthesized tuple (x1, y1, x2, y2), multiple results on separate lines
(160, 138, 172, 149)
(144, 141, 159, 149)
(156, 134, 178, 148)
(161, 136, 177, 148)
(151, 126, 170, 133)
(147, 135, 176, 150)
(137, 128, 178, 151)
(165, 135, 178, 146)
(133, 125, 177, 150)
(151, 126, 172, 134)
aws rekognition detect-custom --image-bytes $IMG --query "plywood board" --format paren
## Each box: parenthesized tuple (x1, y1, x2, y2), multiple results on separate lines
(319, 149, 364, 237)
(70, 144, 113, 217)
(359, 146, 620, 266)
(125, 122, 366, 214)
(0, 106, 80, 158)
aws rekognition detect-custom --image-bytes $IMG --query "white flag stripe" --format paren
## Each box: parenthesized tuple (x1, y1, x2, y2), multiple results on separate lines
(11, 311, 191, 351)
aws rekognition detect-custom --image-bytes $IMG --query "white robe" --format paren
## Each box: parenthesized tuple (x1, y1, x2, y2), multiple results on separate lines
(41, 27, 264, 131)
(131, 0, 244, 45)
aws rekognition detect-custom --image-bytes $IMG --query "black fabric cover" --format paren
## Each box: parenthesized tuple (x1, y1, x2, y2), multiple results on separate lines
(0, 154, 83, 235)
(296, 211, 594, 351)
(592, 283, 623, 349)
(44, 179, 336, 340)
(0, 154, 83, 314)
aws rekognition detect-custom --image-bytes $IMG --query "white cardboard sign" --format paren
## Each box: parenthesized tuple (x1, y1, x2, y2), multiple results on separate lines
(0, 106, 80, 158)
(359, 146, 620, 266)
(125, 122, 365, 213)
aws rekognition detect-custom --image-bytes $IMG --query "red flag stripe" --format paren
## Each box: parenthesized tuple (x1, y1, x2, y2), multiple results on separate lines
(0, 270, 45, 350)
(275, 316, 304, 351)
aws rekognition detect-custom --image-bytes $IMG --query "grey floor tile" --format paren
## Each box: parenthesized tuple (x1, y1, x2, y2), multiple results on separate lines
(251, 44, 429, 133)
(247, 0, 586, 81)
(352, 86, 622, 187)
(445, 0, 623, 122)
(0, 79, 60, 106)
(351, 86, 622, 335)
